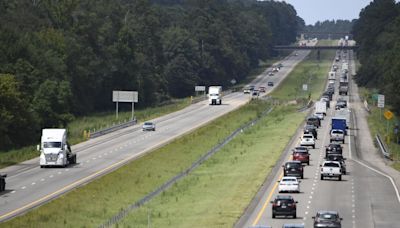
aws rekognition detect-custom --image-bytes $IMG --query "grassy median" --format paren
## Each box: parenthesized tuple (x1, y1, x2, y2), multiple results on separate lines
(3, 41, 337, 227)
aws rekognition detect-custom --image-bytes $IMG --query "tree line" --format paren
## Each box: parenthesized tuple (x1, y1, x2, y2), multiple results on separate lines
(352, 0, 400, 113)
(0, 0, 303, 150)
(304, 19, 355, 39)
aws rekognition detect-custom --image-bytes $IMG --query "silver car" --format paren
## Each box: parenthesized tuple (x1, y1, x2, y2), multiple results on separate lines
(142, 122, 156, 131)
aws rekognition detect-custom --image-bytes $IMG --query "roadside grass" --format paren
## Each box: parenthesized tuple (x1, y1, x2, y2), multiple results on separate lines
(119, 105, 305, 227)
(270, 41, 336, 104)
(0, 99, 191, 169)
(358, 88, 400, 170)
(2, 100, 273, 228)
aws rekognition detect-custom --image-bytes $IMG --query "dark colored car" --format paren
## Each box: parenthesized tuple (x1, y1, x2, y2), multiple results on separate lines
(271, 195, 297, 219)
(322, 91, 333, 101)
(268, 81, 274, 87)
(335, 101, 346, 110)
(326, 154, 346, 174)
(307, 116, 321, 128)
(249, 85, 255, 91)
(325, 143, 343, 158)
(282, 224, 305, 228)
(293, 148, 310, 165)
(0, 174, 6, 192)
(304, 125, 318, 139)
(283, 161, 304, 179)
(312, 211, 342, 228)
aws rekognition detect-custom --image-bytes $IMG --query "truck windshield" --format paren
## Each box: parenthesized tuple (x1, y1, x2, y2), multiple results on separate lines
(43, 142, 62, 148)
(210, 93, 219, 96)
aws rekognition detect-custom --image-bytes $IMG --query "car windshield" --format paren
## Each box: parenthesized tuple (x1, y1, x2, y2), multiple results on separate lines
(324, 162, 340, 167)
(286, 163, 300, 168)
(332, 130, 343, 134)
(282, 178, 296, 182)
(303, 135, 312, 139)
(43, 142, 62, 148)
(319, 213, 338, 220)
(144, 122, 153, 125)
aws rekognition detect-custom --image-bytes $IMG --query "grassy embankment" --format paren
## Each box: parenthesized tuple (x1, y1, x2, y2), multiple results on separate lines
(3, 41, 336, 227)
(358, 88, 400, 170)
(0, 99, 191, 169)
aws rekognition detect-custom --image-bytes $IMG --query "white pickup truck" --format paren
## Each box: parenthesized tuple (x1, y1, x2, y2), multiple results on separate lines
(330, 129, 345, 144)
(320, 161, 342, 181)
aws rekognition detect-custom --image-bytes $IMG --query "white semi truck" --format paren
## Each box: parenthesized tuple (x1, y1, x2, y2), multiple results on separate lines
(208, 86, 222, 105)
(39, 129, 76, 168)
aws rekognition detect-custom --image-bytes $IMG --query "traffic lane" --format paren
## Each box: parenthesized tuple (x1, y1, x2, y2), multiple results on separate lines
(243, 105, 333, 227)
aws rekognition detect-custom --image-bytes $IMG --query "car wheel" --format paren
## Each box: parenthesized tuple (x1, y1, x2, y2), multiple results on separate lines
(272, 213, 276, 218)
(338, 175, 342, 181)
(307, 161, 310, 165)
(293, 213, 297, 219)
(301, 174, 304, 179)
(320, 175, 323, 180)
(313, 145, 315, 149)
(330, 139, 332, 143)
(342, 139, 345, 144)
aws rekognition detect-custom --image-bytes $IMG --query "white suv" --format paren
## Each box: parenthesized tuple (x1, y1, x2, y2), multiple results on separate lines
(300, 133, 315, 149)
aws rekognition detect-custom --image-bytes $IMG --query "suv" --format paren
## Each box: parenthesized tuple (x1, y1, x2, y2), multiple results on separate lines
(292, 147, 310, 165)
(304, 125, 318, 139)
(268, 81, 274, 87)
(271, 195, 297, 218)
(325, 143, 343, 158)
(307, 116, 321, 128)
(283, 161, 304, 179)
(312, 211, 342, 228)
(300, 133, 315, 149)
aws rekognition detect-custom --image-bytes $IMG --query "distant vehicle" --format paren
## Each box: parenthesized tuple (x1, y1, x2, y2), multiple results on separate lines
(330, 129, 345, 144)
(259, 86, 266, 93)
(312, 211, 342, 228)
(252, 90, 260, 99)
(0, 174, 6, 192)
(268, 72, 274, 76)
(283, 161, 304, 179)
(331, 117, 347, 135)
(278, 176, 300, 193)
(315, 101, 327, 116)
(39, 129, 76, 168)
(304, 125, 318, 139)
(271, 195, 298, 218)
(300, 133, 315, 149)
(328, 71, 336, 80)
(243, 87, 251, 94)
(249, 85, 255, 91)
(208, 86, 222, 105)
(292, 147, 310, 165)
(268, 81, 274, 87)
(142, 122, 156, 131)
(325, 143, 343, 157)
(294, 52, 299, 56)
(320, 161, 342, 181)
(306, 116, 320, 128)
(326, 153, 346, 174)
(272, 67, 279, 73)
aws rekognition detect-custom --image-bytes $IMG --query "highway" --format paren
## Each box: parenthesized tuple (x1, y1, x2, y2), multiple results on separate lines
(238, 49, 400, 227)
(0, 42, 316, 222)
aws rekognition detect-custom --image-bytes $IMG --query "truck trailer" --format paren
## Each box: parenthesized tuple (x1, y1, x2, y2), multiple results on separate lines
(39, 129, 77, 168)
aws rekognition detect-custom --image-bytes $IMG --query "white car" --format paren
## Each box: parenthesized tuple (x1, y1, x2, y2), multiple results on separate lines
(278, 176, 300, 193)
(314, 112, 324, 120)
(300, 133, 315, 149)
(142, 122, 156, 131)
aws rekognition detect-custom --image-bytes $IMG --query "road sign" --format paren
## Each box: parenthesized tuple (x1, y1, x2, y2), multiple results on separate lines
(112, 91, 138, 102)
(302, 84, 308, 91)
(377, 94, 385, 108)
(384, 110, 394, 120)
(195, 86, 206, 92)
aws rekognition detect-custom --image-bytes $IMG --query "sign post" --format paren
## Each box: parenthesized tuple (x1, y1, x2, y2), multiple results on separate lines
(377, 94, 385, 120)
(112, 91, 138, 120)
(384, 110, 394, 142)
(195, 86, 206, 98)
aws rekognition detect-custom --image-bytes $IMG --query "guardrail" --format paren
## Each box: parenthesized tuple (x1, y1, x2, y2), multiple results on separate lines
(364, 100, 371, 113)
(98, 106, 275, 228)
(89, 119, 137, 139)
(376, 134, 391, 159)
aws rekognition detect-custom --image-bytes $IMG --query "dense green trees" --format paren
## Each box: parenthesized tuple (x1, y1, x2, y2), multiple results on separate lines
(304, 20, 355, 39)
(0, 0, 302, 150)
(352, 0, 400, 113)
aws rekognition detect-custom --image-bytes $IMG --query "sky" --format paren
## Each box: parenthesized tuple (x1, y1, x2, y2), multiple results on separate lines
(280, 0, 374, 25)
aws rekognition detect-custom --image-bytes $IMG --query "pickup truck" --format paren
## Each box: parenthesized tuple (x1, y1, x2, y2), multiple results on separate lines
(320, 161, 342, 181)
(330, 129, 345, 144)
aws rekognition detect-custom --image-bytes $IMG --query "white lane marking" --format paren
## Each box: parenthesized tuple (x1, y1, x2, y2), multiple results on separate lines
(92, 157, 96, 160)
(58, 172, 62, 175)
(49, 175, 53, 178)
(65, 169, 69, 172)
(86, 160, 90, 163)
(10, 191, 15, 194)
(31, 182, 35, 185)
(21, 186, 26, 190)
(40, 178, 45, 182)
(98, 155, 102, 158)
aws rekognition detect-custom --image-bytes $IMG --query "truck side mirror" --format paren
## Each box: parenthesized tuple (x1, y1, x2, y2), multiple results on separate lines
(36, 144, 40, 151)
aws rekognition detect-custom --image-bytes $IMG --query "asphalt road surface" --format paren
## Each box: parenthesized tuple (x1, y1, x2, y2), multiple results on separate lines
(0, 42, 316, 222)
(238, 49, 400, 228)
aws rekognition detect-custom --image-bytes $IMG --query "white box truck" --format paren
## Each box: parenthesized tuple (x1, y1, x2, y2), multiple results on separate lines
(315, 101, 327, 119)
(208, 86, 222, 105)
(39, 129, 76, 168)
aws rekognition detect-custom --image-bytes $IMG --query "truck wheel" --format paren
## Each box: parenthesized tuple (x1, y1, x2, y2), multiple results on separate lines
(338, 175, 342, 181)
(330, 139, 332, 143)
(307, 161, 310, 165)
(320, 175, 324, 180)
(313, 145, 315, 149)
(301, 174, 304, 179)
(293, 213, 297, 219)
(272, 213, 276, 218)
(219, 100, 222, 105)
